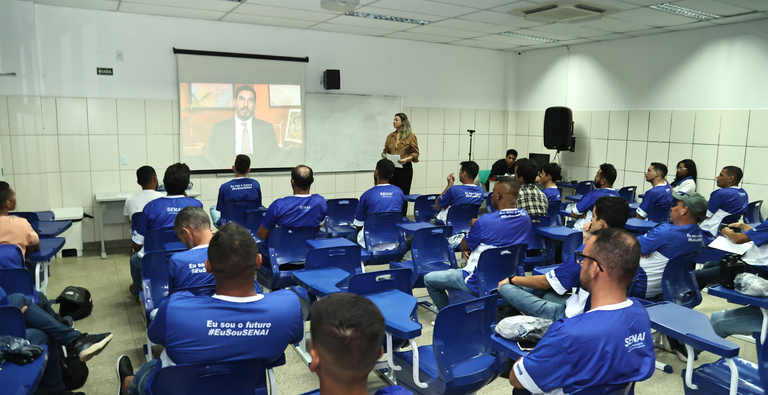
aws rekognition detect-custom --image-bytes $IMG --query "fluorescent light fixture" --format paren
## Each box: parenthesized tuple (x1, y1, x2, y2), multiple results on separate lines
(649, 3, 722, 20)
(499, 31, 559, 43)
(344, 11, 430, 25)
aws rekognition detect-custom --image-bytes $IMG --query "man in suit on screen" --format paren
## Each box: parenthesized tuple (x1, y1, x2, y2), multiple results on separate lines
(208, 84, 278, 158)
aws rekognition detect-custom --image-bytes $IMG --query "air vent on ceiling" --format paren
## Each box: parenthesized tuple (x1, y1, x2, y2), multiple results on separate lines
(508, 1, 619, 24)
(321, 0, 360, 12)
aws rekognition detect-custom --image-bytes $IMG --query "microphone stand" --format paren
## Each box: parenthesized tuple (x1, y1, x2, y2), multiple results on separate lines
(467, 129, 476, 161)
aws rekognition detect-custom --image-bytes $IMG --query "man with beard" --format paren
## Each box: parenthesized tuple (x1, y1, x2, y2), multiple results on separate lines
(208, 85, 278, 158)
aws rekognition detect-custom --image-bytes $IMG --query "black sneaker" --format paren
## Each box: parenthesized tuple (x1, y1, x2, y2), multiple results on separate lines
(71, 332, 113, 362)
(116, 355, 134, 395)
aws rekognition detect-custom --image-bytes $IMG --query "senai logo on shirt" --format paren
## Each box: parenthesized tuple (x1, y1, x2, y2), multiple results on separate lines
(380, 192, 394, 197)
(464, 191, 483, 199)
(166, 207, 182, 213)
(625, 332, 646, 351)
(299, 205, 312, 210)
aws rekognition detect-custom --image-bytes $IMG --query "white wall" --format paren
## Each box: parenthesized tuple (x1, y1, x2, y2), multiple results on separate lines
(30, 4, 507, 110)
(0, 1, 41, 96)
(514, 19, 768, 110)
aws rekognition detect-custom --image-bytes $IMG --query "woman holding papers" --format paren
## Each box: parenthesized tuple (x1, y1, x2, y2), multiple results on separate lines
(382, 113, 419, 216)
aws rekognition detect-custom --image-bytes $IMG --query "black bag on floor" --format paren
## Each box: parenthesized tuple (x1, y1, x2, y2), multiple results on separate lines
(56, 286, 93, 320)
(719, 254, 745, 289)
(61, 347, 89, 390)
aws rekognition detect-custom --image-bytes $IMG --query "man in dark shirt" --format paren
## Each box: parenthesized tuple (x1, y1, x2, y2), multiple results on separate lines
(486, 149, 517, 191)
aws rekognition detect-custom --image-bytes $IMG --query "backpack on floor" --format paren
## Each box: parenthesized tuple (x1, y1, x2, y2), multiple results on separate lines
(56, 286, 93, 321)
(61, 346, 89, 390)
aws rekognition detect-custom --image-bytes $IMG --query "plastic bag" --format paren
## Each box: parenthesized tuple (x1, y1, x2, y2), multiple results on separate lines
(0, 335, 43, 365)
(735, 272, 768, 297)
(495, 316, 553, 341)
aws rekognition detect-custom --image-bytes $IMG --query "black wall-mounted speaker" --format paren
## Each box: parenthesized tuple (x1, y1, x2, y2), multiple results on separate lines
(323, 69, 340, 90)
(543, 106, 574, 151)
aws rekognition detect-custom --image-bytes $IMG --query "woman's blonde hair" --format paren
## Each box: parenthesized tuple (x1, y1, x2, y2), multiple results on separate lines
(395, 113, 412, 140)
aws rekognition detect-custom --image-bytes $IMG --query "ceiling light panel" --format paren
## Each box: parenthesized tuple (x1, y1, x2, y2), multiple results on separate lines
(499, 31, 560, 43)
(345, 11, 431, 25)
(648, 3, 723, 20)
(671, 0, 750, 16)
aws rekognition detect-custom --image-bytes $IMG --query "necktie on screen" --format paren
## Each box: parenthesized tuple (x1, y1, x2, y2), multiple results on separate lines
(242, 122, 251, 154)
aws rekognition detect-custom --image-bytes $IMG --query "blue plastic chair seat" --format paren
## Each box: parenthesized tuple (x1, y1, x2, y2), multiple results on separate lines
(564, 194, 583, 202)
(536, 226, 578, 241)
(292, 268, 350, 297)
(0, 345, 48, 395)
(324, 198, 359, 238)
(646, 302, 739, 358)
(624, 218, 658, 232)
(367, 289, 421, 340)
(683, 357, 763, 395)
(28, 238, 65, 262)
(34, 221, 72, 238)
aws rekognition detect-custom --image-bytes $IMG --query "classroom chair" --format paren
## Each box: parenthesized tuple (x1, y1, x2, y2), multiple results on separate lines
(662, 253, 701, 309)
(323, 198, 358, 238)
(218, 200, 262, 227)
(547, 200, 563, 227)
(744, 200, 764, 225)
(532, 231, 583, 276)
(619, 186, 637, 204)
(393, 295, 505, 395)
(444, 204, 480, 242)
(256, 227, 317, 291)
(10, 211, 71, 238)
(0, 268, 36, 301)
(306, 245, 362, 279)
(0, 244, 24, 269)
(485, 193, 496, 213)
(244, 208, 268, 236)
(447, 244, 527, 306)
(647, 203, 673, 223)
(0, 305, 48, 395)
(144, 227, 183, 254)
(414, 195, 439, 222)
(575, 181, 594, 195)
(390, 225, 457, 289)
(141, 247, 185, 361)
(152, 357, 285, 395)
(361, 212, 407, 266)
(523, 216, 554, 271)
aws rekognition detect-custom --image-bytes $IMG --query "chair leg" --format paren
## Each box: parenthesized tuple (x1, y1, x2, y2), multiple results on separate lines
(268, 368, 277, 395)
(145, 333, 154, 362)
(408, 338, 428, 389)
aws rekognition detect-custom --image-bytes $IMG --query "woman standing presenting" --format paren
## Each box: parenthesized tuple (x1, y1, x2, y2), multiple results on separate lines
(383, 113, 419, 216)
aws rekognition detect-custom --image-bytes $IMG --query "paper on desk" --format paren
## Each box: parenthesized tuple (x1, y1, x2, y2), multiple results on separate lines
(708, 235, 754, 255)
(386, 154, 403, 168)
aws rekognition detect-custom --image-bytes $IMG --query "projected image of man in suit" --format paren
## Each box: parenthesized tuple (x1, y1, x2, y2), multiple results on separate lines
(208, 84, 278, 158)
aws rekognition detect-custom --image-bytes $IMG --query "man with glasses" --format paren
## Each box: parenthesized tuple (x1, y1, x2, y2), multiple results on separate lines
(497, 196, 629, 321)
(507, 228, 655, 394)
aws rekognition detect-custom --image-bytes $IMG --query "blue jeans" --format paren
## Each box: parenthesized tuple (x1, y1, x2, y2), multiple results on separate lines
(210, 205, 221, 229)
(130, 252, 143, 296)
(497, 284, 569, 322)
(711, 306, 763, 339)
(128, 359, 159, 395)
(8, 293, 81, 395)
(424, 269, 475, 310)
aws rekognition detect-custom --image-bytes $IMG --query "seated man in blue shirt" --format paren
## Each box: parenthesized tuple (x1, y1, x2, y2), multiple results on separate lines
(434, 160, 484, 223)
(168, 206, 214, 293)
(352, 159, 404, 247)
(629, 191, 705, 300)
(497, 196, 629, 321)
(424, 177, 531, 311)
(570, 163, 620, 231)
(257, 165, 327, 268)
(699, 166, 749, 243)
(508, 228, 656, 394)
(635, 162, 673, 220)
(212, 154, 262, 227)
(309, 293, 410, 395)
(130, 163, 203, 301)
(117, 223, 304, 395)
(538, 162, 562, 203)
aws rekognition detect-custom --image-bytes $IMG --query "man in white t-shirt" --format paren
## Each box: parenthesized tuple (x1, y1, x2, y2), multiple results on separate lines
(124, 166, 164, 220)
(124, 165, 163, 298)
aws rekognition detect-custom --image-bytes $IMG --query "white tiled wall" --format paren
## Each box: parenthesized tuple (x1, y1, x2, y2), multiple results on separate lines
(509, 109, 768, 219)
(0, 96, 510, 243)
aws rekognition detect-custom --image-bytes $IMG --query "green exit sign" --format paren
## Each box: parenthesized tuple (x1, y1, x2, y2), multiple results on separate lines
(97, 68, 113, 76)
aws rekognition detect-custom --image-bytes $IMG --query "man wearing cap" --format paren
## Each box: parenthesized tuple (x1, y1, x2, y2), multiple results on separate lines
(628, 191, 706, 300)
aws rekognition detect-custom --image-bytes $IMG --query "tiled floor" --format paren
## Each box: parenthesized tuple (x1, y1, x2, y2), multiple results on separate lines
(46, 248, 758, 395)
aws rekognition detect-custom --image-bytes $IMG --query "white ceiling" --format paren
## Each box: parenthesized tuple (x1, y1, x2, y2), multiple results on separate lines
(20, 0, 768, 52)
